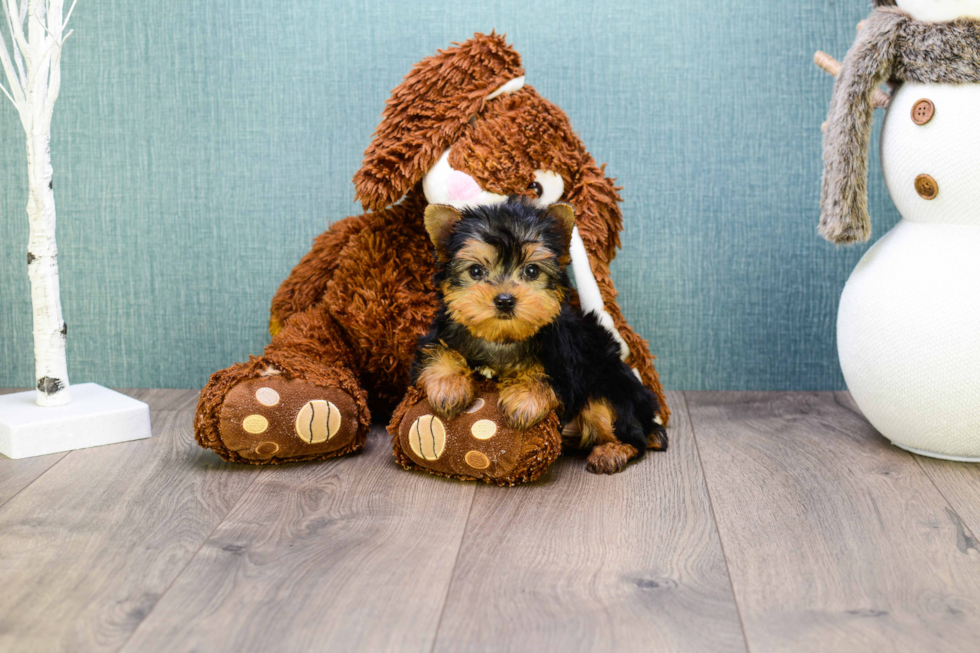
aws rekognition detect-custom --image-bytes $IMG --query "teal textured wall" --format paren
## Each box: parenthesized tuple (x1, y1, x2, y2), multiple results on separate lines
(0, 0, 897, 391)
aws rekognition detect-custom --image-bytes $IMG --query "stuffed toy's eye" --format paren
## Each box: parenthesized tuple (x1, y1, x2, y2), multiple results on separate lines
(523, 264, 540, 280)
(528, 181, 543, 198)
(468, 264, 486, 280)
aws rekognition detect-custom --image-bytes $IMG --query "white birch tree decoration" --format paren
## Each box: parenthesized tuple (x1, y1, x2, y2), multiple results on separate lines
(0, 0, 151, 459)
(1, 0, 76, 406)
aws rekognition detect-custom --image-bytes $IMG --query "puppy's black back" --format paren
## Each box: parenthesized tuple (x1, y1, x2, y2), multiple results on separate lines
(538, 305, 664, 455)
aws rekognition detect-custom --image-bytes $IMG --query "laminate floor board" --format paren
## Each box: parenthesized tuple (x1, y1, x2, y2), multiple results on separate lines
(686, 391, 980, 653)
(0, 449, 68, 507)
(0, 396, 261, 652)
(116, 388, 200, 413)
(121, 425, 478, 653)
(3, 388, 978, 652)
(431, 392, 746, 653)
(835, 391, 980, 548)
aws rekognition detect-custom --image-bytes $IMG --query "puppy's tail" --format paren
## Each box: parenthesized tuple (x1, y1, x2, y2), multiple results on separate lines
(608, 378, 667, 456)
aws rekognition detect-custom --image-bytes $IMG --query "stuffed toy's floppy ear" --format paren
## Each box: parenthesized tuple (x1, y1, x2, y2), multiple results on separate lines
(544, 202, 576, 261)
(424, 204, 464, 259)
(353, 33, 525, 212)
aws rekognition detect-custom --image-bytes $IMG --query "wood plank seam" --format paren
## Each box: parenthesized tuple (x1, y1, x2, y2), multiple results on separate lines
(682, 391, 753, 653)
(911, 456, 980, 550)
(834, 391, 980, 550)
(689, 391, 980, 651)
(114, 452, 267, 651)
(428, 391, 746, 652)
(427, 481, 478, 653)
(116, 422, 480, 652)
(0, 452, 69, 510)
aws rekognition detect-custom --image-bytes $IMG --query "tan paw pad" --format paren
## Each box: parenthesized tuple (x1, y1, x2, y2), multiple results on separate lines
(254, 441, 279, 456)
(464, 450, 490, 470)
(470, 419, 497, 440)
(294, 400, 342, 444)
(255, 387, 280, 406)
(242, 414, 268, 434)
(409, 414, 447, 461)
(465, 398, 485, 413)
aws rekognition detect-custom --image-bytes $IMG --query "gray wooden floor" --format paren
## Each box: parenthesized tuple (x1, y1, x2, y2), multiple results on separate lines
(1, 389, 979, 652)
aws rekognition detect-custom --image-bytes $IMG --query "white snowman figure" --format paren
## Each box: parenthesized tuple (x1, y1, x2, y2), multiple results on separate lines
(817, 0, 980, 461)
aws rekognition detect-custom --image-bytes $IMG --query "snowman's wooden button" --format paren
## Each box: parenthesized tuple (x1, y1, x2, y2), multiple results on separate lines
(911, 99, 934, 125)
(914, 174, 939, 200)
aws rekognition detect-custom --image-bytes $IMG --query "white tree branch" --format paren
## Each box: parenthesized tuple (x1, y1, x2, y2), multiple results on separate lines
(2, 0, 72, 405)
(2, 0, 27, 89)
(3, 0, 29, 62)
(0, 80, 17, 106)
(61, 0, 73, 30)
(0, 16, 25, 107)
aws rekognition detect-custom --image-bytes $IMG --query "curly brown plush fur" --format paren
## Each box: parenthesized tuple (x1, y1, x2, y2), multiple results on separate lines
(195, 33, 668, 464)
(821, 6, 980, 244)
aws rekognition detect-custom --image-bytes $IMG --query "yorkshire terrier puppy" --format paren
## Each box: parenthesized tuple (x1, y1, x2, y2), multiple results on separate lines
(412, 198, 667, 474)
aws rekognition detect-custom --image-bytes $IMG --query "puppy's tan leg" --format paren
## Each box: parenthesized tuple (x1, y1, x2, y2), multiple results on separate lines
(587, 443, 639, 475)
(577, 398, 639, 475)
(497, 363, 559, 430)
(418, 345, 476, 419)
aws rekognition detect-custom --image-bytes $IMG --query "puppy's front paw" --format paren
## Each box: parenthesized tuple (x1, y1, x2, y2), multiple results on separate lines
(424, 374, 476, 420)
(418, 346, 477, 419)
(586, 442, 639, 475)
(498, 381, 557, 431)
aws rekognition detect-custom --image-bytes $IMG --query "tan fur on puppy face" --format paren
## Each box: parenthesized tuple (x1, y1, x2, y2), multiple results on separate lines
(443, 281, 562, 343)
(417, 344, 476, 419)
(442, 236, 564, 344)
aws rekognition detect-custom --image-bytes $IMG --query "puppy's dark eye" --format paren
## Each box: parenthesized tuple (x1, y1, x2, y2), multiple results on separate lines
(468, 264, 486, 280)
(523, 264, 541, 280)
(528, 181, 543, 198)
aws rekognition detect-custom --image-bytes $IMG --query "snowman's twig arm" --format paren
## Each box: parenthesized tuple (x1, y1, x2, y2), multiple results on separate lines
(819, 9, 907, 244)
(814, 52, 891, 110)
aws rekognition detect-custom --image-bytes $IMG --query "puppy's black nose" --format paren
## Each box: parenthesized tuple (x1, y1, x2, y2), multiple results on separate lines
(494, 293, 516, 313)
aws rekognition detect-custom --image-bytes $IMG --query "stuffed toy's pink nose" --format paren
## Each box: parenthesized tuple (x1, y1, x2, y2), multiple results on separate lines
(446, 170, 482, 201)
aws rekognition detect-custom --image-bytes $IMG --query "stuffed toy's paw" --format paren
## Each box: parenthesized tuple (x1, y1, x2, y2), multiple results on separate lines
(196, 359, 369, 464)
(388, 381, 561, 486)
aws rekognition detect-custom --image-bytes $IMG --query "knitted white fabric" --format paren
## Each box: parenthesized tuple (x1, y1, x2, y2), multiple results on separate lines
(880, 83, 980, 226)
(839, 221, 980, 459)
(841, 81, 980, 459)
(896, 0, 980, 23)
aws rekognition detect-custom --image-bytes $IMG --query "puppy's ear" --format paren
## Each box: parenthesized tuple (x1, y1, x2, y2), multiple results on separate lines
(544, 202, 576, 259)
(353, 33, 524, 212)
(424, 204, 464, 259)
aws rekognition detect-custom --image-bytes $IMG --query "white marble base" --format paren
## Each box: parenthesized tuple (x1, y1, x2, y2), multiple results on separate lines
(0, 383, 151, 459)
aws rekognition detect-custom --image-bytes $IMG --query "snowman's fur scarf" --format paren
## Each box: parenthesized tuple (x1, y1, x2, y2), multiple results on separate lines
(821, 6, 980, 244)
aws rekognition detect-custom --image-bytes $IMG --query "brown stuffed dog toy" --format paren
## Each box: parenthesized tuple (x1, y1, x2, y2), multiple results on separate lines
(194, 33, 669, 468)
